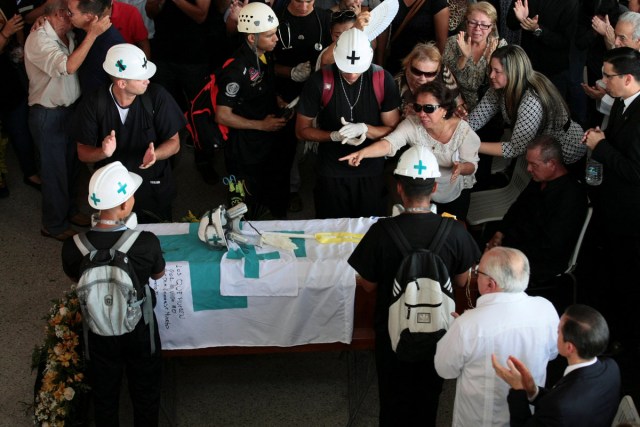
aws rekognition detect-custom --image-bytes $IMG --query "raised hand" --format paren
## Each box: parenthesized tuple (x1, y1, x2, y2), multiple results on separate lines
(102, 130, 117, 158)
(140, 142, 156, 169)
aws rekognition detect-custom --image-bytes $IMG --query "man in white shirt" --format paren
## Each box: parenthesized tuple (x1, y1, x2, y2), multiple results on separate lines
(24, 0, 110, 240)
(492, 304, 620, 426)
(434, 246, 559, 427)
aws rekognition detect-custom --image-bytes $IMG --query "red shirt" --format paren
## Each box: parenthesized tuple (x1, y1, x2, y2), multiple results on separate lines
(111, 1, 148, 44)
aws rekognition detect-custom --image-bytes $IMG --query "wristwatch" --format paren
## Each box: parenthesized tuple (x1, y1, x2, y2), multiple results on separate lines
(533, 27, 543, 37)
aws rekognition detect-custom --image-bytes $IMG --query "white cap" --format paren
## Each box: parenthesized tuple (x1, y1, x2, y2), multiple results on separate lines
(394, 146, 441, 179)
(103, 43, 156, 80)
(88, 161, 143, 210)
(334, 28, 373, 73)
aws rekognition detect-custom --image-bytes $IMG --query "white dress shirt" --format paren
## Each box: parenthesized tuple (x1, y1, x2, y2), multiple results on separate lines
(434, 291, 559, 427)
(24, 21, 80, 108)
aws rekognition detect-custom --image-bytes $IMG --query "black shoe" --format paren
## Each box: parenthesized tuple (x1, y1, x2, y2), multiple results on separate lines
(23, 176, 42, 191)
(0, 174, 8, 198)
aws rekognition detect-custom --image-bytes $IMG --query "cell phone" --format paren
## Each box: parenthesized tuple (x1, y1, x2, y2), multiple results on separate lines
(277, 96, 299, 120)
(277, 107, 295, 120)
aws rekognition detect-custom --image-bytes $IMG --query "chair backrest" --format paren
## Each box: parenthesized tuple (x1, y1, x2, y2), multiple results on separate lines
(612, 395, 640, 427)
(466, 155, 531, 226)
(565, 204, 593, 274)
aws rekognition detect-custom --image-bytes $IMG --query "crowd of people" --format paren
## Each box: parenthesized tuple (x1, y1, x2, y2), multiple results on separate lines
(2, 0, 639, 424)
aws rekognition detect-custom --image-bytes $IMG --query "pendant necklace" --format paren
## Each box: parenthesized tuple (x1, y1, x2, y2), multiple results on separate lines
(339, 74, 363, 121)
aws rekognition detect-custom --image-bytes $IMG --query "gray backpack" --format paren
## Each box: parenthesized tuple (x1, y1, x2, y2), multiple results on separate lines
(73, 230, 155, 357)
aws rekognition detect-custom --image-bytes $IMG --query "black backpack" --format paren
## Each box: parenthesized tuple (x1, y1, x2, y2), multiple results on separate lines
(382, 218, 456, 362)
(184, 58, 235, 152)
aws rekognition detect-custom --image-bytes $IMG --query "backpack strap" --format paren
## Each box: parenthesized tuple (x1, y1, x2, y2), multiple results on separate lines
(429, 218, 454, 254)
(111, 229, 141, 254)
(321, 65, 334, 108)
(371, 64, 385, 109)
(73, 233, 97, 256)
(381, 219, 413, 258)
(110, 229, 156, 354)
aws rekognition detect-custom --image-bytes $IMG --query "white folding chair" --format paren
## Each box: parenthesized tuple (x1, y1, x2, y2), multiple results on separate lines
(556, 204, 593, 304)
(612, 395, 640, 426)
(467, 155, 531, 226)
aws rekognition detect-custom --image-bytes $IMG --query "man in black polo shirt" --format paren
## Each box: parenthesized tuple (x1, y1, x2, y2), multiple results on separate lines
(73, 43, 185, 223)
(215, 2, 290, 218)
(296, 27, 401, 218)
(348, 146, 480, 426)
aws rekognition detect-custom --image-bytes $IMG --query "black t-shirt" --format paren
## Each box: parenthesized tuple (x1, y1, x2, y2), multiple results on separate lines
(386, 0, 448, 75)
(274, 7, 332, 101)
(76, 27, 124, 97)
(348, 214, 480, 331)
(72, 83, 186, 205)
(217, 42, 279, 165)
(298, 64, 401, 177)
(151, 0, 211, 64)
(62, 229, 166, 288)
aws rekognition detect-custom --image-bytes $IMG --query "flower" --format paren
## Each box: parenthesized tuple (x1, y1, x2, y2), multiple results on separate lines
(32, 287, 90, 426)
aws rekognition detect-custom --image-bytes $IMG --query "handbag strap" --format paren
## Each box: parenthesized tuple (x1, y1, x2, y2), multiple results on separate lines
(391, 0, 427, 44)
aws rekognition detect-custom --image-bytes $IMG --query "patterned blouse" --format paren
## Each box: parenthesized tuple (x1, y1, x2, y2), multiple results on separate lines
(468, 87, 586, 163)
(442, 35, 507, 111)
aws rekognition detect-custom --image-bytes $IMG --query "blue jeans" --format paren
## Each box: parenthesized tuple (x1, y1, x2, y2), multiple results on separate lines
(29, 105, 78, 234)
(1, 97, 38, 178)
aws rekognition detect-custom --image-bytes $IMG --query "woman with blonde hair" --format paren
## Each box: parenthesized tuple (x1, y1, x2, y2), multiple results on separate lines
(443, 1, 506, 112)
(468, 45, 586, 163)
(395, 42, 460, 117)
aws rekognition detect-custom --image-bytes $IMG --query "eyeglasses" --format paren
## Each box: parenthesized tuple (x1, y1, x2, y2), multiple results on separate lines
(331, 9, 357, 22)
(602, 70, 624, 80)
(467, 20, 492, 30)
(412, 103, 440, 113)
(474, 264, 494, 281)
(409, 65, 439, 78)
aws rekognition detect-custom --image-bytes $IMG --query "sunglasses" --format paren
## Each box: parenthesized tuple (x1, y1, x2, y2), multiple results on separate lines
(331, 10, 357, 22)
(409, 66, 439, 78)
(412, 103, 440, 113)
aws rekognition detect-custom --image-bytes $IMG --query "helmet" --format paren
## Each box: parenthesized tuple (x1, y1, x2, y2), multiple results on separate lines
(88, 161, 143, 210)
(394, 146, 441, 179)
(198, 206, 229, 248)
(334, 28, 373, 73)
(103, 43, 156, 80)
(237, 3, 279, 34)
(197, 203, 249, 249)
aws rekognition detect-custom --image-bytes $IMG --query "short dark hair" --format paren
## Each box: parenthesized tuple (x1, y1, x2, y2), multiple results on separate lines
(562, 304, 610, 359)
(394, 174, 436, 200)
(527, 135, 563, 164)
(414, 80, 458, 119)
(76, 0, 111, 16)
(603, 47, 640, 82)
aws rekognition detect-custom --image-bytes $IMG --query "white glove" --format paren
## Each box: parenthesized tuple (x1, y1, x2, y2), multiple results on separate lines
(341, 133, 367, 146)
(291, 61, 311, 82)
(330, 131, 343, 142)
(339, 117, 368, 139)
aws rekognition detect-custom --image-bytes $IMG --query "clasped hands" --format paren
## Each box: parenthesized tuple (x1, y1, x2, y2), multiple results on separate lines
(102, 130, 156, 169)
(330, 117, 368, 146)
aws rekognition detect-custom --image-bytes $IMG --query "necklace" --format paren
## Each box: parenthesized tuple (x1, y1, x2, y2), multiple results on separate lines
(339, 74, 363, 121)
(404, 206, 433, 213)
